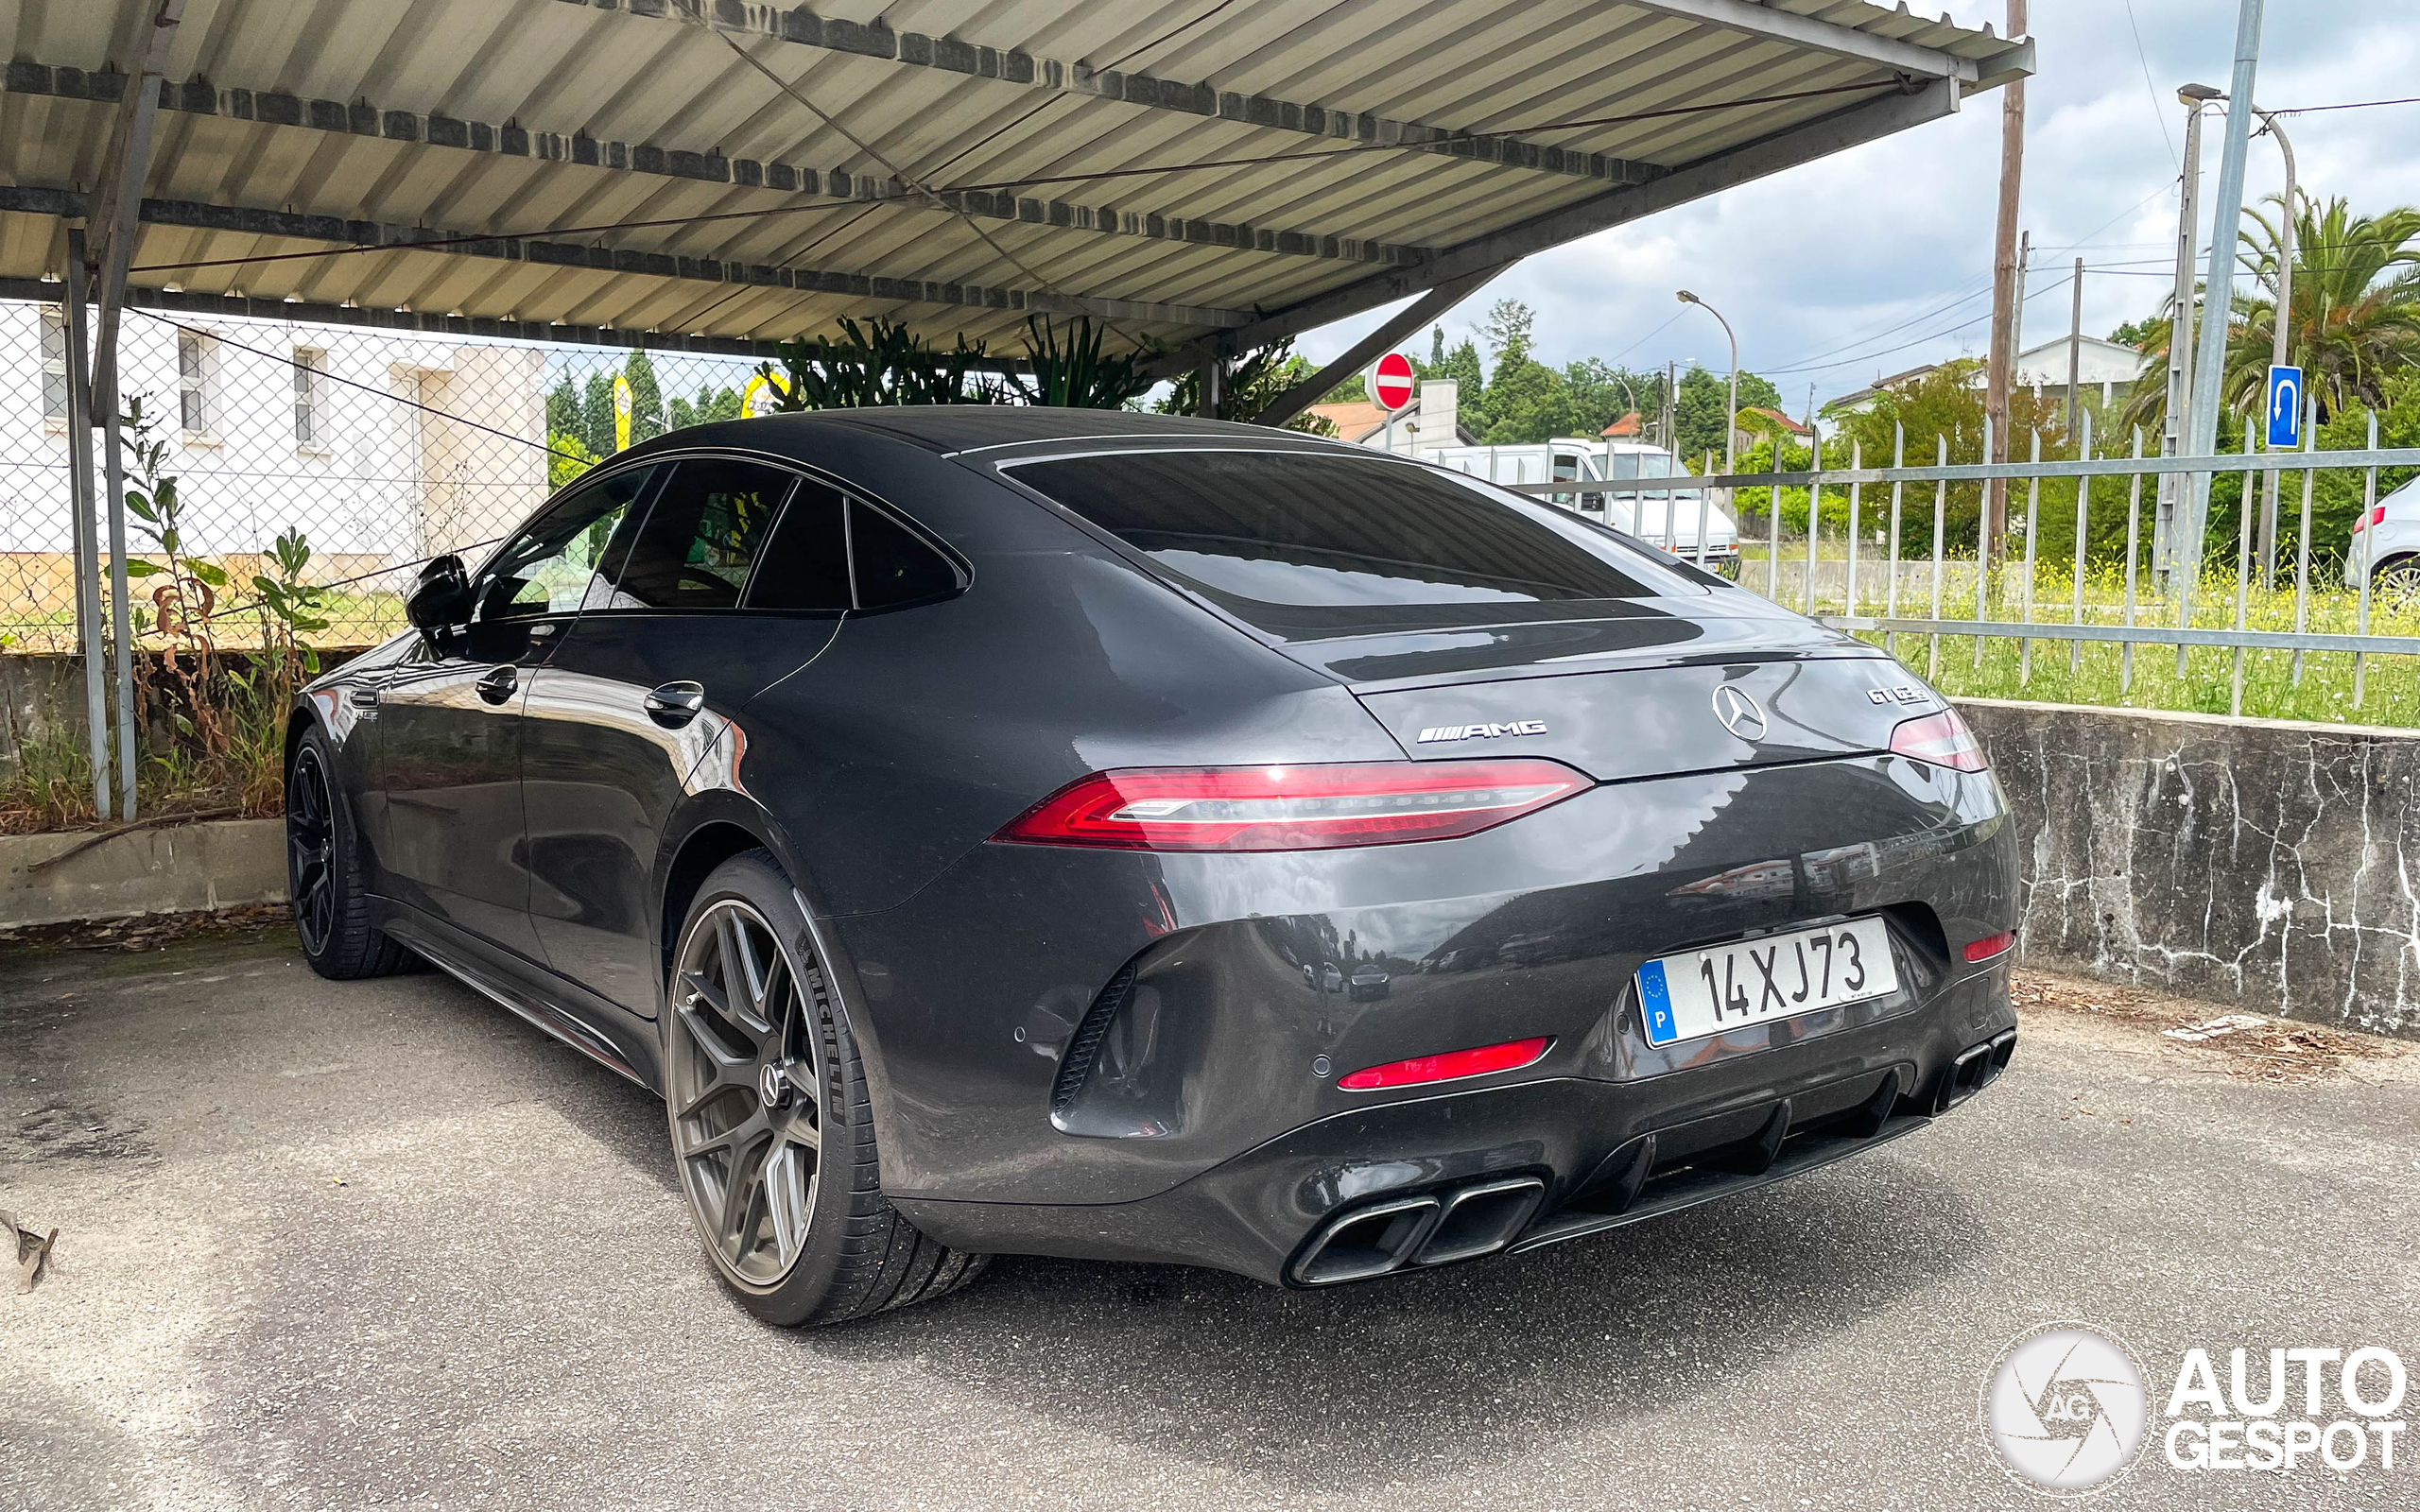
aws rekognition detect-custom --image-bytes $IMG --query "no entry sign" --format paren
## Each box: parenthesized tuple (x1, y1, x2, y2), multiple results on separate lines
(1371, 351, 1416, 411)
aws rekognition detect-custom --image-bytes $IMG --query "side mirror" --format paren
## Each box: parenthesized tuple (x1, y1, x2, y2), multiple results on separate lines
(406, 554, 473, 632)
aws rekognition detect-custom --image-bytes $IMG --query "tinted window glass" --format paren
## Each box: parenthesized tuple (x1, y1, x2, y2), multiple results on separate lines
(849, 501, 959, 608)
(604, 458, 793, 610)
(1011, 450, 1665, 636)
(744, 480, 853, 612)
(475, 466, 655, 621)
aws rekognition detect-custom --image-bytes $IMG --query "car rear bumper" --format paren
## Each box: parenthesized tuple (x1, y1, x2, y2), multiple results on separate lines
(822, 754, 2013, 1228)
(892, 961, 2014, 1285)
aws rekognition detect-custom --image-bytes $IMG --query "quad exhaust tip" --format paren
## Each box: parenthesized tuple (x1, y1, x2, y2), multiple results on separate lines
(1290, 1176, 1547, 1286)
(1940, 1026, 2017, 1111)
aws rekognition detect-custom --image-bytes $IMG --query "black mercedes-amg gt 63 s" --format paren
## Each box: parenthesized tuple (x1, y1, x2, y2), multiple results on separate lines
(286, 407, 2017, 1326)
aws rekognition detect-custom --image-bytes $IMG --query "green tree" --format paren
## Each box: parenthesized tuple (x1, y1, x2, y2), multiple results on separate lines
(2108, 319, 2152, 349)
(580, 371, 617, 455)
(1418, 334, 1485, 408)
(669, 382, 745, 430)
(2119, 195, 2420, 435)
(1480, 299, 1536, 361)
(545, 375, 580, 438)
(623, 349, 666, 442)
(1156, 338, 1338, 434)
(1673, 367, 1783, 464)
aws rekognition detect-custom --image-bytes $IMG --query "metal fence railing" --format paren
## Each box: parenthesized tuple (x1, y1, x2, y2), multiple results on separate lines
(1511, 421, 2420, 723)
(1, 297, 768, 654)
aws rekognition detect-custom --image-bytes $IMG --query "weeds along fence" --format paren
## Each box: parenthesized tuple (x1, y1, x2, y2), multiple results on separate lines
(1, 296, 768, 654)
(1510, 422, 2420, 728)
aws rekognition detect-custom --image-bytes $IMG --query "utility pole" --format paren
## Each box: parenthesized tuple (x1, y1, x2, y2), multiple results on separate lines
(2254, 105, 2297, 587)
(2178, 0, 2267, 606)
(2157, 84, 2220, 589)
(1981, 0, 2030, 563)
(2066, 256, 2085, 439)
(1662, 359, 1676, 452)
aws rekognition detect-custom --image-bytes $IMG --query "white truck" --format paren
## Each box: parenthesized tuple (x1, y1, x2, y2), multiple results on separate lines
(1412, 438, 1740, 576)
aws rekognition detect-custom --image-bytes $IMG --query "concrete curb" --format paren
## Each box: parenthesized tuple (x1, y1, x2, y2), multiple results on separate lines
(0, 817, 286, 929)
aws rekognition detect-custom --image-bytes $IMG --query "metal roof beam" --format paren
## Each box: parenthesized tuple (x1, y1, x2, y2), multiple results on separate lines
(600, 0, 1659, 190)
(1152, 76, 1962, 371)
(0, 186, 1255, 332)
(1248, 266, 1508, 429)
(1618, 1, 1979, 81)
(0, 274, 795, 356)
(0, 62, 1431, 269)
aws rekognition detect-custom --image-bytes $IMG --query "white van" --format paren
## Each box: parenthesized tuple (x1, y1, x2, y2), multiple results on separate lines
(1415, 438, 1741, 575)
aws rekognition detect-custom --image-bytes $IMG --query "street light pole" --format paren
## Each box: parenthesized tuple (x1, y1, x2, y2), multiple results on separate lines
(2157, 84, 2221, 592)
(1677, 289, 1738, 475)
(2254, 104, 2297, 587)
(2178, 0, 2268, 614)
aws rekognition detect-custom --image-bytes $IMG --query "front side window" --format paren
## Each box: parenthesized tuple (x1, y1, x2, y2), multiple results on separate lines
(1010, 449, 1678, 638)
(475, 466, 657, 621)
(40, 307, 67, 421)
(178, 332, 219, 435)
(602, 457, 792, 610)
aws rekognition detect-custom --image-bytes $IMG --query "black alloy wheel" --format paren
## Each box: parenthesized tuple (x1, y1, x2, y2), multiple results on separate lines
(287, 743, 338, 956)
(664, 851, 987, 1325)
(285, 727, 408, 980)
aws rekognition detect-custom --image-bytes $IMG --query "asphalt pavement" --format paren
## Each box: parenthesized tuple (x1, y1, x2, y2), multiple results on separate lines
(5, 922, 2417, 1511)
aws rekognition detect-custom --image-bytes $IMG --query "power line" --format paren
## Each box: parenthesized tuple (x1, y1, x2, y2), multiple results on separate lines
(2273, 94, 2420, 116)
(2121, 0, 2179, 168)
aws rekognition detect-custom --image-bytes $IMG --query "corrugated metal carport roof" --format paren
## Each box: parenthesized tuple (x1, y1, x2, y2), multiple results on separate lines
(0, 0, 2030, 357)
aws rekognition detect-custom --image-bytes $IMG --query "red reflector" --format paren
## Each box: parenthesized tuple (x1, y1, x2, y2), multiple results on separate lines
(1337, 1037, 1552, 1091)
(1889, 709, 1988, 773)
(993, 760, 1590, 852)
(1963, 930, 2015, 963)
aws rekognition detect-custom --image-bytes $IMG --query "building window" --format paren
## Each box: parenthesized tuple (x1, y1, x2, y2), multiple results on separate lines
(294, 348, 328, 448)
(179, 331, 219, 435)
(41, 306, 69, 421)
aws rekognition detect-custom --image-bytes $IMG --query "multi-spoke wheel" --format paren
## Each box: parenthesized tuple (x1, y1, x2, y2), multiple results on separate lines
(668, 897, 825, 1286)
(664, 850, 988, 1326)
(285, 726, 407, 980)
(2375, 556, 2420, 605)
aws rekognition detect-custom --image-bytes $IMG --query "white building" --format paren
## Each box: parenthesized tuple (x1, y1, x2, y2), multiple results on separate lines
(1824, 335, 2148, 417)
(3, 299, 548, 637)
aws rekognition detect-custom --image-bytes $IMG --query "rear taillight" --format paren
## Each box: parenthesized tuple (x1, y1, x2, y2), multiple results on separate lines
(1337, 1037, 1553, 1091)
(2354, 505, 2387, 533)
(994, 759, 1590, 851)
(1963, 930, 2015, 963)
(1889, 709, 1988, 773)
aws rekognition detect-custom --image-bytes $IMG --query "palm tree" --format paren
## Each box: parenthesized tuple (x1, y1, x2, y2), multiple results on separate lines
(2118, 195, 2420, 433)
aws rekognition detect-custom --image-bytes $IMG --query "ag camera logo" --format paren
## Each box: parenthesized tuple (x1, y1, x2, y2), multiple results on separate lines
(1980, 1323, 2152, 1496)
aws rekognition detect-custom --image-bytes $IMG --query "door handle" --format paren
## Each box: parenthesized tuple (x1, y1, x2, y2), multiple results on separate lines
(644, 680, 707, 728)
(475, 664, 519, 705)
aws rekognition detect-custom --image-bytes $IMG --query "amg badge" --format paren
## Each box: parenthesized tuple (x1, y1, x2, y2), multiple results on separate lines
(1416, 720, 1548, 744)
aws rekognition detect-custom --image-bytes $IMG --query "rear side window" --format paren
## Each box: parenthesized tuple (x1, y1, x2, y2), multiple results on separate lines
(849, 500, 959, 608)
(742, 487, 960, 612)
(604, 457, 793, 609)
(1010, 449, 1669, 637)
(745, 480, 853, 612)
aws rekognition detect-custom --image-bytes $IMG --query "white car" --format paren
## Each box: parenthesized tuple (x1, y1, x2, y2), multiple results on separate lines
(2347, 475, 2420, 596)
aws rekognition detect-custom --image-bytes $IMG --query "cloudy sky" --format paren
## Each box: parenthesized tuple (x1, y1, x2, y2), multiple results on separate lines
(1298, 1, 2420, 413)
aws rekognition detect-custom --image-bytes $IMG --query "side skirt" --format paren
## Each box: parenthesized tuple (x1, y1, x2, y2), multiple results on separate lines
(375, 900, 661, 1092)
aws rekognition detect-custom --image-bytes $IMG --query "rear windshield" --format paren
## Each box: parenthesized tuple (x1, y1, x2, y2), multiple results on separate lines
(1008, 449, 1682, 637)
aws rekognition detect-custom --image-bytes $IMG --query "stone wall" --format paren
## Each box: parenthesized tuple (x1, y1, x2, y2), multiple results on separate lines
(1960, 697, 2420, 1039)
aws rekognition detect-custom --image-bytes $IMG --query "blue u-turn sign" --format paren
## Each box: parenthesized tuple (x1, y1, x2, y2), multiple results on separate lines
(2268, 365, 2304, 449)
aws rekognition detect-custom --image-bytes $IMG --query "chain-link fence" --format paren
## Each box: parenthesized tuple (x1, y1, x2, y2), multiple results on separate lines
(1, 298, 769, 652)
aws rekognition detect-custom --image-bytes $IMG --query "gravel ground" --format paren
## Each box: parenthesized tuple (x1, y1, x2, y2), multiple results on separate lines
(4, 921, 2416, 1511)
